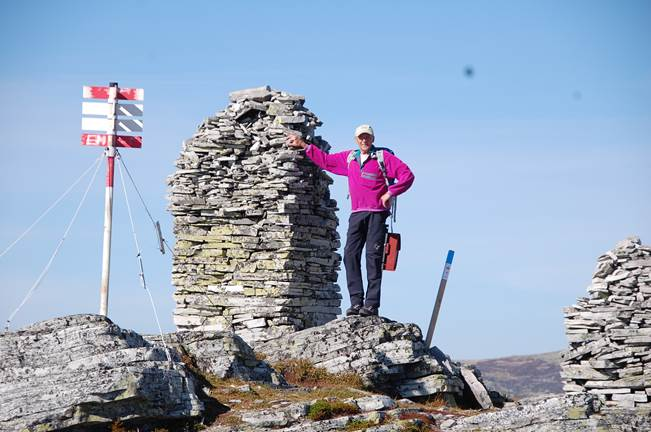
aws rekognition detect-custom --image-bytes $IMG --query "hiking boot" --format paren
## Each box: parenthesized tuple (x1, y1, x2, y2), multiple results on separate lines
(359, 305, 379, 316)
(346, 304, 362, 316)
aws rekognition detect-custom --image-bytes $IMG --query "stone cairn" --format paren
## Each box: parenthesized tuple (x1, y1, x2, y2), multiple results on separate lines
(562, 236, 651, 409)
(167, 86, 341, 345)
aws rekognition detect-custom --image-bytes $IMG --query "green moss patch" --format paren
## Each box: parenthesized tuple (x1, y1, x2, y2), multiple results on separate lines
(307, 399, 360, 421)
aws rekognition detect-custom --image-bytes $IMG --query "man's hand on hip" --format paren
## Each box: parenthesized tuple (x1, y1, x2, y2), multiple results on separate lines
(286, 133, 307, 149)
(381, 192, 392, 209)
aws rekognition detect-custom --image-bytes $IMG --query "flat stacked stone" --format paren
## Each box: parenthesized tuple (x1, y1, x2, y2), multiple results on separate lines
(168, 86, 341, 345)
(562, 236, 651, 409)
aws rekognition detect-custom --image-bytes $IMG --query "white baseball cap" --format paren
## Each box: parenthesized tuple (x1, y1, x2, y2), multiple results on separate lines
(354, 124, 374, 137)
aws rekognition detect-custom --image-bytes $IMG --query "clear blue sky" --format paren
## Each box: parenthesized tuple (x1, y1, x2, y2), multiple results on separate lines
(1, 0, 649, 359)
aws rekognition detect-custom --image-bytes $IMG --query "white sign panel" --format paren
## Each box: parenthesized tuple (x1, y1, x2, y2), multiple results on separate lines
(82, 117, 144, 133)
(82, 102, 144, 117)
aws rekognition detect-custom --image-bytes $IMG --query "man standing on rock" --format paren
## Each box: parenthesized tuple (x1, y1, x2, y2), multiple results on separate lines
(287, 125, 414, 316)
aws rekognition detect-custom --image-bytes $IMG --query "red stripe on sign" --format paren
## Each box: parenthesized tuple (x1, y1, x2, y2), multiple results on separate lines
(81, 134, 142, 148)
(115, 136, 143, 148)
(83, 86, 144, 101)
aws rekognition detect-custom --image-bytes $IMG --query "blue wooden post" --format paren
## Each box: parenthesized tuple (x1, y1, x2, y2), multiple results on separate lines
(425, 250, 455, 348)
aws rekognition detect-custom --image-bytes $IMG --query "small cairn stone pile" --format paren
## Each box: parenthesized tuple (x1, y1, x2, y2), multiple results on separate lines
(167, 86, 341, 345)
(562, 236, 651, 408)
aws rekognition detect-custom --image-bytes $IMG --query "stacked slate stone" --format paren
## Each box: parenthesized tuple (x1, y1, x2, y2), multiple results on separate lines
(562, 236, 651, 409)
(167, 86, 341, 345)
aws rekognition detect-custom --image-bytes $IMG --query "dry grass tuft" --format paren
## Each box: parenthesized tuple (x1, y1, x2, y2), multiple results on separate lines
(418, 393, 448, 409)
(208, 376, 366, 412)
(397, 394, 480, 420)
(273, 359, 364, 388)
(346, 418, 378, 431)
(212, 412, 244, 428)
(398, 421, 439, 432)
(110, 421, 127, 432)
(398, 412, 436, 425)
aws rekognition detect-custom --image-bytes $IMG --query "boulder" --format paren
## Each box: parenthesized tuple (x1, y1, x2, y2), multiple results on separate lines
(256, 315, 465, 399)
(147, 330, 284, 385)
(0, 314, 202, 431)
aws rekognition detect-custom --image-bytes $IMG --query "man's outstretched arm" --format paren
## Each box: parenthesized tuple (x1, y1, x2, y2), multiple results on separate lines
(286, 133, 349, 176)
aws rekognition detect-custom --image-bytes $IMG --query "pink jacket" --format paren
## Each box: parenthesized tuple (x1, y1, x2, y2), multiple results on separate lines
(305, 144, 415, 212)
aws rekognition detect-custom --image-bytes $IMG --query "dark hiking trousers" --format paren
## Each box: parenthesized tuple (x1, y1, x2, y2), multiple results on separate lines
(344, 211, 389, 308)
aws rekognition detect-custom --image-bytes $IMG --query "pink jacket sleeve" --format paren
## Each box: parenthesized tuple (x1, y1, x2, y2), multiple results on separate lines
(305, 144, 349, 177)
(384, 152, 415, 196)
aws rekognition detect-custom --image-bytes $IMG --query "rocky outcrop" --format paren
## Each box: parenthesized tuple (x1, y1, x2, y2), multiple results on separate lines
(257, 316, 466, 400)
(167, 86, 341, 345)
(440, 393, 651, 431)
(562, 236, 651, 408)
(206, 393, 651, 432)
(0, 313, 498, 431)
(205, 394, 427, 432)
(0, 314, 202, 432)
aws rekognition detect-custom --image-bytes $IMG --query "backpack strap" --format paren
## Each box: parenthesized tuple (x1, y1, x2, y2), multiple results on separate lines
(372, 148, 397, 226)
(374, 146, 395, 156)
(373, 149, 397, 187)
(375, 150, 390, 187)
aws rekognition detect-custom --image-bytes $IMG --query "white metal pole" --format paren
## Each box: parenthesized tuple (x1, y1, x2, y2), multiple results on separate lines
(99, 82, 118, 316)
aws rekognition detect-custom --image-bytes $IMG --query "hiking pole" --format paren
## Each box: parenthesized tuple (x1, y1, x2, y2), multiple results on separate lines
(424, 250, 455, 348)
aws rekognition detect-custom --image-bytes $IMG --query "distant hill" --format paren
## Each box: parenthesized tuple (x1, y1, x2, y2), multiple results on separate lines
(463, 351, 563, 399)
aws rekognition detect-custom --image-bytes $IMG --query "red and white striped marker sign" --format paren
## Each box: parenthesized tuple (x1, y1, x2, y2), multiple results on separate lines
(81, 85, 144, 148)
(83, 85, 144, 101)
(81, 134, 142, 148)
